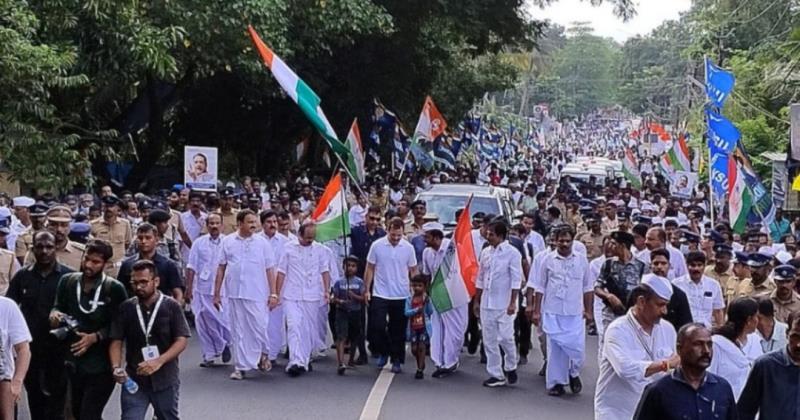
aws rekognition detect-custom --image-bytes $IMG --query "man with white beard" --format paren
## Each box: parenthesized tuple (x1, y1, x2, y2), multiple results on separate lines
(186, 213, 231, 367)
(276, 223, 332, 377)
(213, 210, 276, 380)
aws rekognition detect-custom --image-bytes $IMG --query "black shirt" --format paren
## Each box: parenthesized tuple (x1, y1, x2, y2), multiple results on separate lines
(634, 369, 737, 420)
(665, 286, 693, 331)
(6, 263, 74, 354)
(117, 253, 184, 296)
(109, 294, 190, 391)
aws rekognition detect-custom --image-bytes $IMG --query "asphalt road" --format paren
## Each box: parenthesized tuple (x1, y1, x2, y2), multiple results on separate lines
(18, 331, 599, 420)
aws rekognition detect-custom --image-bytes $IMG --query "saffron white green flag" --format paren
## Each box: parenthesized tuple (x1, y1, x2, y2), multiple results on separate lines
(311, 173, 350, 242)
(248, 26, 353, 164)
(430, 198, 478, 313)
(728, 159, 752, 234)
(622, 148, 642, 189)
(345, 118, 366, 184)
(666, 135, 691, 172)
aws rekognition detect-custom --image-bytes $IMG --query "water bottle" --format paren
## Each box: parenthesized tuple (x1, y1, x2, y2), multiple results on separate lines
(124, 377, 139, 394)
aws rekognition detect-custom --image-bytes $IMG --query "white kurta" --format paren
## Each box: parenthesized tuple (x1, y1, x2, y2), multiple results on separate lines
(708, 334, 753, 400)
(422, 239, 466, 369)
(187, 234, 230, 361)
(594, 311, 677, 420)
(261, 231, 289, 359)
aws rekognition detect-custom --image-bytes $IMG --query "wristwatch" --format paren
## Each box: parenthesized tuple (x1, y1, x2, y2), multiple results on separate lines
(113, 367, 125, 375)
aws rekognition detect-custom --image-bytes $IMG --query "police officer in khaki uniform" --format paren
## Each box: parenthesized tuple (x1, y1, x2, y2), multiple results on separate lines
(704, 244, 735, 304)
(0, 218, 21, 294)
(25, 206, 85, 271)
(219, 188, 239, 235)
(14, 203, 48, 263)
(736, 252, 776, 299)
(577, 213, 605, 260)
(90, 195, 131, 277)
(769, 264, 800, 323)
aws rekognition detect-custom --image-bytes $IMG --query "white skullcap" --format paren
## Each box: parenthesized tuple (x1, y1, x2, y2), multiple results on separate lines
(422, 222, 445, 233)
(12, 196, 34, 208)
(641, 274, 673, 301)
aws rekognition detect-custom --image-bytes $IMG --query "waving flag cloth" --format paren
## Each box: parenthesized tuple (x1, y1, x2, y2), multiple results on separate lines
(345, 118, 366, 183)
(705, 58, 736, 108)
(430, 197, 478, 313)
(414, 96, 448, 143)
(667, 134, 692, 172)
(706, 109, 740, 154)
(247, 26, 352, 164)
(311, 173, 350, 242)
(622, 148, 642, 189)
(728, 159, 752, 234)
(710, 150, 730, 199)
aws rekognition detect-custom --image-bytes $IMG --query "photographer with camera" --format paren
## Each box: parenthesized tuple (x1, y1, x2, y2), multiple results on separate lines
(7, 231, 73, 419)
(49, 239, 128, 420)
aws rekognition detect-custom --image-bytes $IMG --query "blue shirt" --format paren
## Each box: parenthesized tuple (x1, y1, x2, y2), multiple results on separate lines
(634, 369, 737, 420)
(350, 226, 386, 277)
(770, 218, 790, 243)
(332, 276, 365, 312)
(738, 348, 800, 420)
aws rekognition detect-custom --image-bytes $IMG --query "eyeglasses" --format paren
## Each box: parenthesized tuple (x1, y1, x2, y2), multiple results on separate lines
(369, 216, 381, 221)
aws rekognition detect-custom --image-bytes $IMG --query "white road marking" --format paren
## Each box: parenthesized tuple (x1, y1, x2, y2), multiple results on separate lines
(359, 366, 395, 420)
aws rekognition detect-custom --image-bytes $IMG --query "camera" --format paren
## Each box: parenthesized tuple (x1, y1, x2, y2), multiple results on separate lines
(50, 314, 79, 341)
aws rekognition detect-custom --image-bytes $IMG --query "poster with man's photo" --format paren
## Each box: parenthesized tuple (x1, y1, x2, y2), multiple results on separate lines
(184, 146, 218, 191)
(669, 171, 698, 198)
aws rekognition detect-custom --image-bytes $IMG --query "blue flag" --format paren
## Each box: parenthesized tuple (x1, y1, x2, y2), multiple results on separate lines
(710, 152, 729, 199)
(706, 109, 740, 154)
(705, 58, 735, 108)
(409, 142, 434, 171)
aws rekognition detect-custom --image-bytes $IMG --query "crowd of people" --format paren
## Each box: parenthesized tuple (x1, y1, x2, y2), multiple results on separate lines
(0, 116, 799, 420)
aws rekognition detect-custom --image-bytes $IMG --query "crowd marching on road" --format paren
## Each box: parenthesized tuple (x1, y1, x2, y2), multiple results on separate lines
(1, 111, 800, 420)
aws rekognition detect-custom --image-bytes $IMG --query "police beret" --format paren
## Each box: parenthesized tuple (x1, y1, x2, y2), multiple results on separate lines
(30, 203, 49, 217)
(746, 252, 771, 268)
(773, 264, 797, 281)
(713, 243, 733, 256)
(147, 209, 171, 224)
(681, 229, 701, 243)
(734, 251, 750, 264)
(101, 195, 122, 207)
(610, 231, 634, 247)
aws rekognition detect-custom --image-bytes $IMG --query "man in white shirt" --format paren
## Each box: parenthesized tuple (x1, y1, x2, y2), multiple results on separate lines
(474, 220, 522, 387)
(637, 227, 688, 280)
(186, 213, 231, 367)
(594, 274, 680, 420)
(180, 190, 208, 262)
(671, 251, 725, 328)
(531, 225, 593, 396)
(276, 223, 331, 377)
(348, 194, 368, 228)
(421, 222, 465, 377)
(364, 217, 418, 373)
(213, 210, 276, 380)
(0, 295, 31, 419)
(259, 210, 289, 364)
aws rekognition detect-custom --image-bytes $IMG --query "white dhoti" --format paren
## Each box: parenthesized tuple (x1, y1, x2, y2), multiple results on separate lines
(285, 299, 320, 369)
(542, 313, 585, 389)
(430, 304, 468, 369)
(482, 308, 518, 379)
(315, 301, 329, 352)
(267, 304, 286, 360)
(228, 298, 270, 372)
(192, 293, 231, 361)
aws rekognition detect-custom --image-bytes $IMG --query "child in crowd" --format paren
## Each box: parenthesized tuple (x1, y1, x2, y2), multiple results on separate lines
(332, 256, 366, 375)
(405, 274, 434, 379)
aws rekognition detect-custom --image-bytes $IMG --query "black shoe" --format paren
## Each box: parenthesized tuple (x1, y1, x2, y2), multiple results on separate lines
(587, 323, 598, 336)
(483, 377, 507, 387)
(569, 376, 583, 394)
(286, 365, 302, 377)
(431, 368, 445, 378)
(538, 362, 547, 377)
(307, 363, 313, 372)
(467, 337, 479, 355)
(548, 384, 566, 396)
(221, 345, 232, 363)
(480, 354, 487, 364)
(415, 370, 424, 379)
(446, 362, 460, 373)
(355, 355, 368, 366)
(518, 356, 528, 366)
(505, 369, 518, 385)
(337, 365, 346, 376)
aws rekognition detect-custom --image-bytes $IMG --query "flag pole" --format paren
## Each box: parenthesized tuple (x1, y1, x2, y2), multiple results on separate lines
(704, 55, 715, 227)
(398, 148, 412, 179)
(338, 168, 349, 257)
(330, 145, 366, 198)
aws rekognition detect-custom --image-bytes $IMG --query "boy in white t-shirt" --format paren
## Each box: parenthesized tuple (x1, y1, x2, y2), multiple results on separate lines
(0, 295, 31, 418)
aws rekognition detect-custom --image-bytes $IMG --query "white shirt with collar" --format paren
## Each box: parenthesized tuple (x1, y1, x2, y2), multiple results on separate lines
(421, 238, 450, 276)
(260, 231, 289, 264)
(526, 231, 546, 257)
(471, 229, 486, 264)
(671, 274, 724, 328)
(595, 311, 677, 420)
(755, 321, 788, 354)
(532, 250, 593, 316)
(636, 246, 688, 280)
(349, 204, 367, 227)
(186, 233, 224, 296)
(366, 236, 417, 300)
(476, 241, 522, 311)
(277, 241, 330, 302)
(218, 233, 275, 301)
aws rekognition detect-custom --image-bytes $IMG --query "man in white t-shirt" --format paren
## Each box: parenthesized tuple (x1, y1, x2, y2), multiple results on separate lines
(0, 295, 31, 418)
(364, 217, 418, 373)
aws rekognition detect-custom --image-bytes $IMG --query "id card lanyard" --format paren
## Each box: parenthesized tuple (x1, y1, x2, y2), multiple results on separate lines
(136, 293, 164, 346)
(76, 275, 107, 314)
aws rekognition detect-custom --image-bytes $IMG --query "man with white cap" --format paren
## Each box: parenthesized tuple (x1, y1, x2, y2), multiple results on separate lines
(10, 196, 35, 252)
(595, 274, 679, 420)
(420, 221, 463, 378)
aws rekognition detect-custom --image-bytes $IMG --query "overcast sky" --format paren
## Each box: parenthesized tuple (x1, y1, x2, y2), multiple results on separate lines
(529, 0, 692, 43)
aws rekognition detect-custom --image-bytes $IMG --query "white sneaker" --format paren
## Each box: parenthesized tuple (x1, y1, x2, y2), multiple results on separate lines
(229, 370, 245, 380)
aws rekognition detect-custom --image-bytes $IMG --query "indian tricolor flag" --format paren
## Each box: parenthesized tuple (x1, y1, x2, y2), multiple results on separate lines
(311, 173, 350, 242)
(414, 96, 447, 143)
(430, 197, 478, 313)
(728, 158, 752, 234)
(248, 26, 352, 163)
(666, 134, 691, 172)
(345, 118, 366, 184)
(622, 148, 642, 189)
